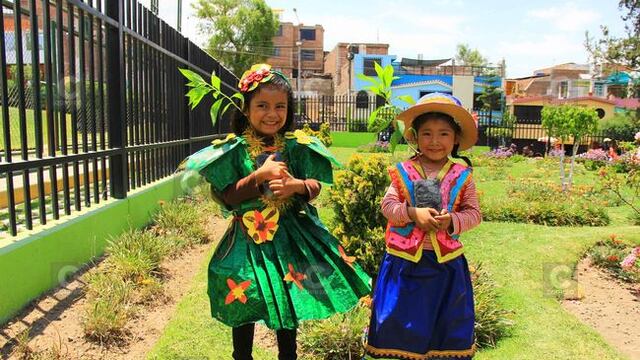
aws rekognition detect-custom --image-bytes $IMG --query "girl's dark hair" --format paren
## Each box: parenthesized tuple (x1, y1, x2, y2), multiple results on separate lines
(231, 74, 295, 136)
(411, 112, 473, 167)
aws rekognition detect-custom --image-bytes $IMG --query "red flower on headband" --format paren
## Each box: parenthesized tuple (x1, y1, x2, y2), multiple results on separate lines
(238, 64, 274, 92)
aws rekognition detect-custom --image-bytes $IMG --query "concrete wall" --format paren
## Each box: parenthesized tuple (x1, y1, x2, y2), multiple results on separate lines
(0, 176, 185, 325)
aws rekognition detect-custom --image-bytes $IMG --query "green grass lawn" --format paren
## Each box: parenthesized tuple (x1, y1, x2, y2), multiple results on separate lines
(0, 106, 78, 150)
(147, 146, 638, 359)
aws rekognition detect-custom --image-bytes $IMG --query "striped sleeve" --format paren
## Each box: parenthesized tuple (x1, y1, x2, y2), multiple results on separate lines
(450, 179, 482, 235)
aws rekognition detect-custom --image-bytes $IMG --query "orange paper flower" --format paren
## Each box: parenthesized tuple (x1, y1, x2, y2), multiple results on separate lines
(284, 263, 306, 290)
(225, 278, 252, 305)
(242, 207, 280, 244)
(338, 245, 356, 269)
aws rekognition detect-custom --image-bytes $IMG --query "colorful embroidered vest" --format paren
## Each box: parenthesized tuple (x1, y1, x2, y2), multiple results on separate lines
(385, 159, 472, 263)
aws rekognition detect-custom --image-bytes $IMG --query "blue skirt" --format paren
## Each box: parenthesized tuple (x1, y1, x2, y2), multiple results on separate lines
(364, 251, 475, 359)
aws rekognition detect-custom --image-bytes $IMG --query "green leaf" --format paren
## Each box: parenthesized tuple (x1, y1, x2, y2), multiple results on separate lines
(186, 87, 211, 109)
(357, 73, 380, 86)
(390, 128, 403, 153)
(179, 68, 207, 88)
(211, 72, 221, 91)
(374, 61, 384, 79)
(221, 101, 234, 117)
(231, 92, 245, 110)
(210, 98, 224, 126)
(367, 108, 381, 130)
(395, 118, 405, 134)
(397, 95, 415, 105)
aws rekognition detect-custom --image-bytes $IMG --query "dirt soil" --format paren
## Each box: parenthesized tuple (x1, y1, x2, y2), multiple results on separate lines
(0, 215, 228, 360)
(562, 257, 640, 360)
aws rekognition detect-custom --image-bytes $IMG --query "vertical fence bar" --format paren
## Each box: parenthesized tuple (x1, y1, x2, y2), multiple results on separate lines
(55, 0, 70, 215)
(13, 0, 33, 230)
(42, 0, 59, 220)
(67, 0, 81, 211)
(0, 4, 17, 235)
(87, 0, 99, 203)
(96, 0, 107, 199)
(78, 2, 90, 206)
(125, 0, 135, 189)
(106, 0, 128, 198)
(28, 0, 47, 225)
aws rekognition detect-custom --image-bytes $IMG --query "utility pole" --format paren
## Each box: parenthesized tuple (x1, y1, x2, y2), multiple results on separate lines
(293, 8, 302, 115)
(177, 0, 183, 32)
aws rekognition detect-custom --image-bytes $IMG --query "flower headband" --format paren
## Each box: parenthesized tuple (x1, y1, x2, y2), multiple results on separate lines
(238, 63, 290, 93)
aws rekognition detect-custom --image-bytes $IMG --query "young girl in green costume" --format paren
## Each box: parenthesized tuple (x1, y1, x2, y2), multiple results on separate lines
(182, 64, 371, 360)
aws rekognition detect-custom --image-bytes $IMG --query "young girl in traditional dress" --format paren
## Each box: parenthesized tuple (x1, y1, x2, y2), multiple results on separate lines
(364, 93, 482, 359)
(182, 64, 370, 360)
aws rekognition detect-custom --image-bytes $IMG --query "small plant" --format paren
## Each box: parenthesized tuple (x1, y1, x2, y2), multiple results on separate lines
(179, 68, 244, 126)
(357, 63, 415, 152)
(299, 304, 370, 359)
(472, 264, 514, 349)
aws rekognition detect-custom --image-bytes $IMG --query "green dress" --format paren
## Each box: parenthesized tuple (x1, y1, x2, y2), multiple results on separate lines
(183, 131, 371, 330)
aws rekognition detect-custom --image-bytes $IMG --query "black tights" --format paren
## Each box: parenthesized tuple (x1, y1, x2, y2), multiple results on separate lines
(232, 323, 297, 360)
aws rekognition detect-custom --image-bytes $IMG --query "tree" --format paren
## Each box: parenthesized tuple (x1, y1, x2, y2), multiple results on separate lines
(542, 105, 599, 191)
(455, 43, 488, 67)
(193, 0, 279, 75)
(585, 1, 640, 98)
(477, 70, 504, 127)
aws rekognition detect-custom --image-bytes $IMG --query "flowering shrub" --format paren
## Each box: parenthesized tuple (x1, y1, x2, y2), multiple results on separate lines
(599, 165, 640, 223)
(577, 148, 609, 171)
(635, 131, 640, 143)
(588, 234, 640, 283)
(484, 146, 514, 159)
(547, 148, 565, 158)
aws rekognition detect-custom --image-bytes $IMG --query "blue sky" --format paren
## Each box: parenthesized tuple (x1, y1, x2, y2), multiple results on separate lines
(157, 0, 629, 78)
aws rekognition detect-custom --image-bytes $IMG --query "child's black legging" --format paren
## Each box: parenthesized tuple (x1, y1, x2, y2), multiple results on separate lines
(232, 323, 297, 360)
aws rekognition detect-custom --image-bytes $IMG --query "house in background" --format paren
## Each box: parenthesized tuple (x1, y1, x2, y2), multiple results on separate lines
(348, 53, 505, 117)
(506, 62, 638, 123)
(265, 13, 326, 94)
(323, 42, 390, 95)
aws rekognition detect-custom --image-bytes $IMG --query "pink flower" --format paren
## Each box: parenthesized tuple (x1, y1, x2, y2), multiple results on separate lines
(634, 131, 640, 141)
(620, 247, 640, 270)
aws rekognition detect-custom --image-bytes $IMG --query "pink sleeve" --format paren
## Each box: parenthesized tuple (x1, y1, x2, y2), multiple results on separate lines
(381, 184, 412, 225)
(449, 179, 482, 235)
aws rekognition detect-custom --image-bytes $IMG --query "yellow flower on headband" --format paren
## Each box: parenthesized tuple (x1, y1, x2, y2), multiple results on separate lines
(238, 64, 274, 92)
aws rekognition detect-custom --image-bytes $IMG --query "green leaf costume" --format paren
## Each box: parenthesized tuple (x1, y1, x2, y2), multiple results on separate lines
(184, 132, 371, 330)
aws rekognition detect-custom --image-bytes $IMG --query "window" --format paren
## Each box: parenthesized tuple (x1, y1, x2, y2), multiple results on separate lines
(595, 108, 605, 119)
(513, 105, 543, 124)
(594, 83, 605, 97)
(272, 47, 280, 57)
(301, 49, 315, 61)
(363, 58, 381, 76)
(276, 25, 283, 36)
(559, 81, 568, 98)
(300, 28, 315, 41)
(292, 69, 298, 79)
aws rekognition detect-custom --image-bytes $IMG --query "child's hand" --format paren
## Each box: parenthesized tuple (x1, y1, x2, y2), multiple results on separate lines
(434, 209, 453, 233)
(256, 154, 288, 182)
(268, 169, 306, 199)
(410, 207, 440, 232)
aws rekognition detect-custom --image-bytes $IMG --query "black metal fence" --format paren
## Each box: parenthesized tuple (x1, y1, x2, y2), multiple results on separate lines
(0, 0, 237, 237)
(294, 94, 384, 132)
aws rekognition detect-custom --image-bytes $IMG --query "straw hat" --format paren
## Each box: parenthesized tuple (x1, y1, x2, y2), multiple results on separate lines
(397, 92, 478, 151)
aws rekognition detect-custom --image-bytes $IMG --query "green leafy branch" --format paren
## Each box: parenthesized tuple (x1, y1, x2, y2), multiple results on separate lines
(357, 62, 415, 152)
(179, 68, 245, 127)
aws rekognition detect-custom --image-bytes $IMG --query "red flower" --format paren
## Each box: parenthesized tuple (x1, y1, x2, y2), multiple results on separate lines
(225, 278, 252, 305)
(284, 263, 306, 290)
(607, 255, 619, 262)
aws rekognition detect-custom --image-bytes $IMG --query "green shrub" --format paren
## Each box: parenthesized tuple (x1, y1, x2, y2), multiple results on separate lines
(302, 122, 332, 147)
(481, 197, 610, 226)
(599, 111, 640, 141)
(472, 264, 514, 349)
(356, 141, 390, 153)
(329, 154, 390, 275)
(299, 305, 370, 360)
